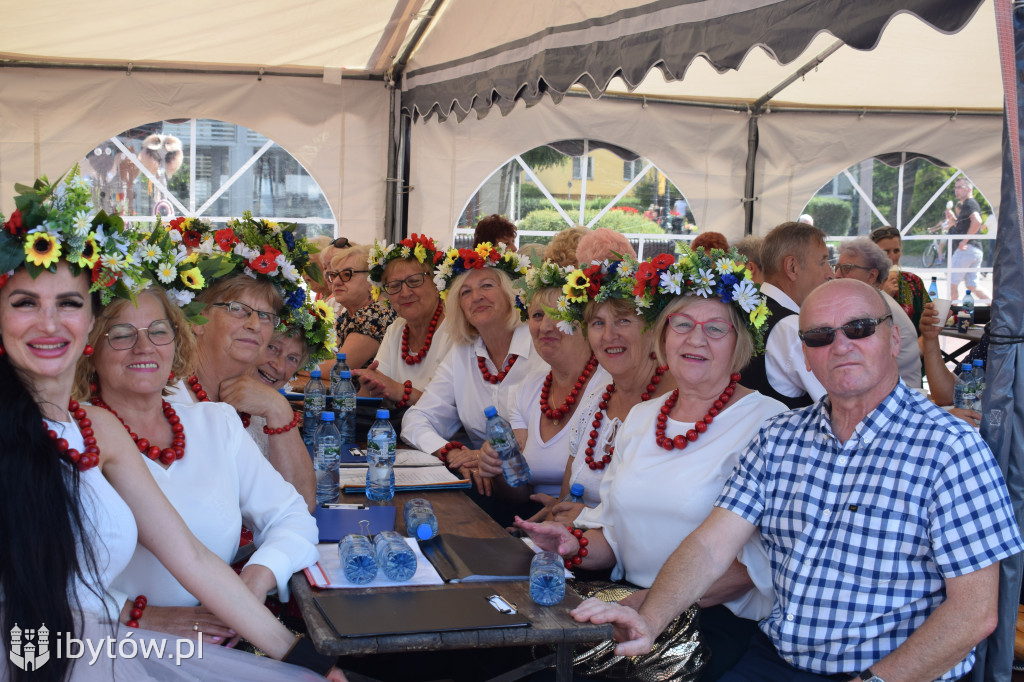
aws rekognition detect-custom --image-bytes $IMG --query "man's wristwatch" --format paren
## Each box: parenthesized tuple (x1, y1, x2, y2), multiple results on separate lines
(858, 668, 884, 682)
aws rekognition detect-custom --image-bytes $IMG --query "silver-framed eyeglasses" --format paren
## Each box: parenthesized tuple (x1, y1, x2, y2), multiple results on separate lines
(104, 319, 178, 350)
(383, 272, 429, 296)
(666, 313, 734, 339)
(210, 300, 281, 327)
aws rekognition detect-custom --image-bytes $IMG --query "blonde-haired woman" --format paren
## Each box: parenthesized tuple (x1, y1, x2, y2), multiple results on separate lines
(324, 242, 396, 372)
(401, 243, 545, 499)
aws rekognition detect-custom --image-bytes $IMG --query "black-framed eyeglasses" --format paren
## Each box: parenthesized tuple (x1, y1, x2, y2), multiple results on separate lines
(331, 237, 351, 249)
(869, 227, 901, 242)
(834, 262, 875, 276)
(799, 314, 892, 348)
(383, 272, 429, 296)
(104, 319, 177, 350)
(666, 313, 734, 339)
(210, 301, 281, 327)
(325, 268, 368, 284)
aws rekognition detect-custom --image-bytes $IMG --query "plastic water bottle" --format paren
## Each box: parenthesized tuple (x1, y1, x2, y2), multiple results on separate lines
(404, 498, 439, 540)
(928, 277, 939, 299)
(529, 551, 566, 605)
(333, 370, 357, 445)
(367, 409, 397, 464)
(314, 412, 341, 505)
(484, 406, 531, 487)
(962, 289, 975, 325)
(954, 363, 977, 410)
(365, 410, 396, 501)
(373, 530, 418, 581)
(303, 369, 327, 446)
(338, 534, 377, 584)
(329, 352, 349, 392)
(972, 358, 986, 409)
(562, 483, 584, 504)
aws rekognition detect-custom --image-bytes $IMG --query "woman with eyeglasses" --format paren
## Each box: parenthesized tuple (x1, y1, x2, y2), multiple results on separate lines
(352, 236, 451, 410)
(75, 287, 319, 647)
(870, 226, 931, 332)
(515, 249, 784, 680)
(322, 242, 396, 373)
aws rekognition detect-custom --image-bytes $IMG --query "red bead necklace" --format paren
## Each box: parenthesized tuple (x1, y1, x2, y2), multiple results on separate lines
(45, 400, 100, 472)
(401, 302, 443, 365)
(187, 375, 251, 428)
(584, 363, 668, 470)
(654, 373, 741, 450)
(477, 354, 518, 384)
(91, 395, 186, 466)
(540, 354, 599, 425)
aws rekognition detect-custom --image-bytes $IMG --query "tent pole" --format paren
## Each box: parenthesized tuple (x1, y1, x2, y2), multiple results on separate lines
(742, 115, 759, 236)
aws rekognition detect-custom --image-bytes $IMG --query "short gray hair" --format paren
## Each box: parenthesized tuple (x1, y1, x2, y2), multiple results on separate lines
(838, 238, 890, 287)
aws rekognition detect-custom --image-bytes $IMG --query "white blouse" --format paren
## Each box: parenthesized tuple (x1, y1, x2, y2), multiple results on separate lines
(575, 391, 786, 621)
(509, 364, 611, 497)
(374, 316, 454, 391)
(564, 374, 620, 508)
(108, 401, 318, 608)
(401, 324, 549, 453)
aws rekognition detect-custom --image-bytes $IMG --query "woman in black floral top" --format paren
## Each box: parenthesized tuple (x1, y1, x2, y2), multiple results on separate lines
(324, 243, 397, 370)
(871, 226, 931, 332)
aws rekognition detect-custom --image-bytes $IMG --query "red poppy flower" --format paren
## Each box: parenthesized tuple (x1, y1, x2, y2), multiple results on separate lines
(651, 253, 676, 270)
(249, 253, 278, 274)
(433, 251, 444, 264)
(0, 273, 9, 289)
(169, 217, 186, 233)
(462, 251, 483, 269)
(633, 262, 657, 296)
(182, 230, 202, 248)
(4, 209, 24, 236)
(214, 228, 239, 252)
(262, 245, 282, 262)
(583, 265, 603, 296)
(487, 249, 501, 262)
(400, 238, 415, 249)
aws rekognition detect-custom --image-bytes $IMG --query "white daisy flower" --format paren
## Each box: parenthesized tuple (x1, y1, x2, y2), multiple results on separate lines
(156, 264, 177, 284)
(69, 174, 90, 191)
(556, 297, 569, 312)
(696, 267, 716, 290)
(715, 257, 735, 275)
(400, 245, 411, 258)
(139, 244, 163, 264)
(732, 280, 761, 312)
(101, 252, 127, 272)
(72, 211, 92, 235)
(659, 270, 683, 295)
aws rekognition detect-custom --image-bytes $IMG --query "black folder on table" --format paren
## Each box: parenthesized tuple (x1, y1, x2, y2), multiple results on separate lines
(314, 586, 529, 638)
(418, 533, 536, 582)
(313, 505, 395, 543)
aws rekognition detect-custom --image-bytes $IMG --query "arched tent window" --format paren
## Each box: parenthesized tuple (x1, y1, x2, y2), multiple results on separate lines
(802, 152, 995, 303)
(76, 118, 336, 239)
(454, 139, 696, 259)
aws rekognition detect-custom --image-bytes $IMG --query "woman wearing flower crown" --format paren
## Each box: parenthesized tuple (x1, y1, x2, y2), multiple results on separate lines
(400, 243, 546, 498)
(161, 214, 325, 511)
(0, 173, 343, 681)
(75, 281, 319, 647)
(475, 261, 610, 516)
(352, 235, 452, 411)
(516, 249, 782, 680)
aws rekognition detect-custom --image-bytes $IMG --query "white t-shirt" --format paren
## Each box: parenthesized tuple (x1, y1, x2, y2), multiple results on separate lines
(575, 391, 785, 621)
(508, 364, 612, 496)
(564, 372, 623, 508)
(108, 401, 318, 607)
(401, 324, 549, 452)
(374, 316, 453, 392)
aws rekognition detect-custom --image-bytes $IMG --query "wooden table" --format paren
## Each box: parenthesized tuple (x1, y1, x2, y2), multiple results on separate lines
(290, 489, 613, 682)
(938, 325, 985, 365)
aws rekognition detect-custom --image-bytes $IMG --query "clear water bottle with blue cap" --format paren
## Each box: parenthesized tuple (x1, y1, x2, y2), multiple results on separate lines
(928, 276, 939, 300)
(972, 358, 986, 401)
(373, 530, 417, 581)
(529, 551, 565, 605)
(314, 412, 341, 505)
(484, 405, 530, 487)
(330, 352, 350, 392)
(333, 370, 357, 445)
(338, 534, 377, 584)
(954, 363, 977, 410)
(562, 483, 585, 504)
(366, 409, 396, 501)
(303, 369, 326, 445)
(404, 498, 438, 540)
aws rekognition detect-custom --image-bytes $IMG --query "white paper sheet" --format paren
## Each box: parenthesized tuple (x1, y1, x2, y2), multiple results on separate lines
(305, 539, 445, 589)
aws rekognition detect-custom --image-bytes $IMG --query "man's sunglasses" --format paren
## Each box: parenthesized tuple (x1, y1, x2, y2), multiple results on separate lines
(798, 314, 892, 348)
(331, 237, 352, 249)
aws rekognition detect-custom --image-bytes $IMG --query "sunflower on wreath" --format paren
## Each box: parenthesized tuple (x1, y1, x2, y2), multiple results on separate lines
(367, 233, 444, 303)
(524, 260, 584, 335)
(546, 253, 645, 330)
(0, 167, 148, 303)
(277, 294, 339, 369)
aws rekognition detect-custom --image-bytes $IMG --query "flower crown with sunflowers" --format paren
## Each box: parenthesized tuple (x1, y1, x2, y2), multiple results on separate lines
(0, 169, 147, 303)
(432, 241, 531, 299)
(551, 247, 770, 354)
(525, 260, 585, 335)
(158, 211, 323, 325)
(278, 295, 339, 369)
(368, 233, 444, 302)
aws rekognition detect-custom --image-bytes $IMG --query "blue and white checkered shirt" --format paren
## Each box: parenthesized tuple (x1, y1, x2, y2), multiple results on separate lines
(716, 381, 1023, 679)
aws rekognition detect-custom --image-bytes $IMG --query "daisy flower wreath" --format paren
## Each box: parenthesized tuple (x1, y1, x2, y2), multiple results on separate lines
(0, 168, 148, 304)
(525, 260, 586, 336)
(546, 254, 641, 330)
(367, 233, 444, 303)
(432, 241, 531, 300)
(279, 295, 339, 369)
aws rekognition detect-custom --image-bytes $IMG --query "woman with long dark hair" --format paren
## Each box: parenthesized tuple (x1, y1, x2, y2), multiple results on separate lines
(0, 174, 342, 681)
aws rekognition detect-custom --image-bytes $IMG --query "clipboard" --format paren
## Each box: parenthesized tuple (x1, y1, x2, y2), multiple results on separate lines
(313, 586, 529, 637)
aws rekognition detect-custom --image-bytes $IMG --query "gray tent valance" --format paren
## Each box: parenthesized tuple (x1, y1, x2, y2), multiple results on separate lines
(401, 0, 984, 122)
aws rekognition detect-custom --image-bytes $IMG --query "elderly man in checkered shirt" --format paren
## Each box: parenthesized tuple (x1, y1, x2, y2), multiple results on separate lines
(573, 278, 1023, 682)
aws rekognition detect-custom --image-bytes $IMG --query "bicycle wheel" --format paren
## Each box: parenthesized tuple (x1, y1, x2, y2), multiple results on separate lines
(922, 241, 939, 268)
